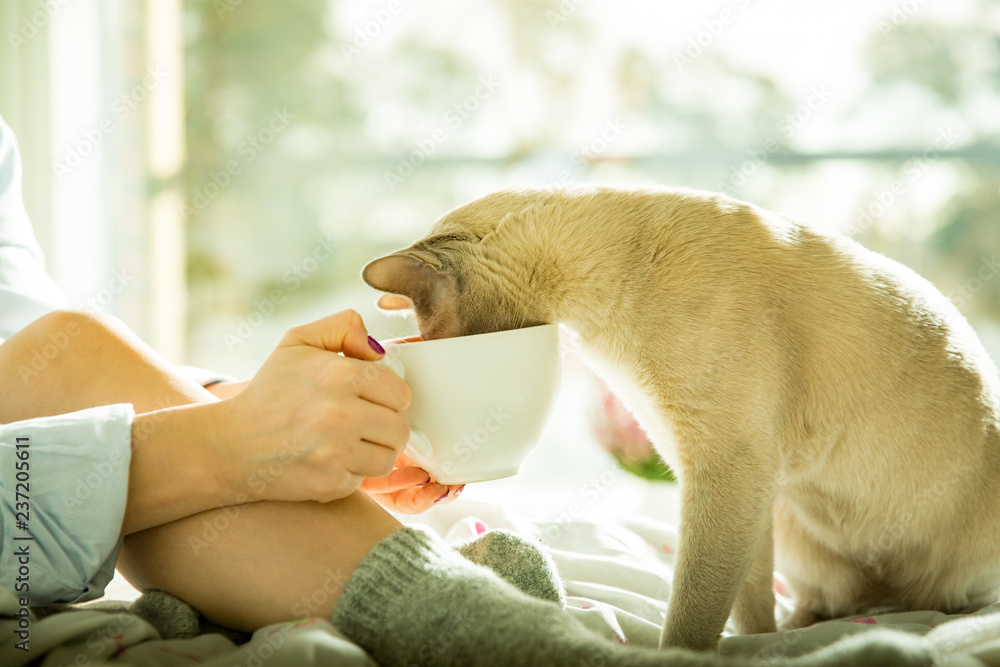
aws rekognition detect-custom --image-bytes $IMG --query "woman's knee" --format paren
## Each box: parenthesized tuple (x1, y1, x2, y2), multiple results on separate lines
(5, 309, 133, 382)
(38, 307, 126, 345)
(0, 310, 129, 421)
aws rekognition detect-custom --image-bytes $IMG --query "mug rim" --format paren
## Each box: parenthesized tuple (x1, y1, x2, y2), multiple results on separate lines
(380, 322, 558, 346)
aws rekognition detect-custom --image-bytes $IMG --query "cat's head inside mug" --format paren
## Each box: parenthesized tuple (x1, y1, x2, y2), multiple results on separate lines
(362, 187, 555, 340)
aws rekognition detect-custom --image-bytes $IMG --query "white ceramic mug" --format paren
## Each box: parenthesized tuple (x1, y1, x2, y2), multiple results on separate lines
(375, 323, 561, 484)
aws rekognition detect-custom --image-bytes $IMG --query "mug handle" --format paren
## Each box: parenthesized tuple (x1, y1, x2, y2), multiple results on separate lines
(373, 356, 435, 459)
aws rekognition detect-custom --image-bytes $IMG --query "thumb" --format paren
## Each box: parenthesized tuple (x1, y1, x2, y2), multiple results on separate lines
(281, 309, 384, 360)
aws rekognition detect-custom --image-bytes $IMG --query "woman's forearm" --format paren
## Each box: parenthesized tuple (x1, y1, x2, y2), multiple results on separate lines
(123, 380, 254, 533)
(122, 401, 241, 535)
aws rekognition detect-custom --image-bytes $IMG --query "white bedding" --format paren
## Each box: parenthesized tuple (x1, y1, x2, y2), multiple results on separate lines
(3, 497, 1000, 665)
(415, 498, 1000, 665)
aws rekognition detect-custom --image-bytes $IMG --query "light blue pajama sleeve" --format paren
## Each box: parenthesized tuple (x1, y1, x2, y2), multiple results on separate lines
(0, 115, 135, 604)
(0, 405, 134, 604)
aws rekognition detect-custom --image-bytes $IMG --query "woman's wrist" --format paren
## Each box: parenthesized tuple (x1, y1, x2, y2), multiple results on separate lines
(122, 400, 243, 535)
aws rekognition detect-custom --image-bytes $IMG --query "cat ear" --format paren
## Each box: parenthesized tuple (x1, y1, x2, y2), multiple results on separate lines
(362, 251, 454, 312)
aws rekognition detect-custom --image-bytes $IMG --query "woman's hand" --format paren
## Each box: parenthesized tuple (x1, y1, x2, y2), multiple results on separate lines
(215, 309, 412, 505)
(361, 453, 465, 513)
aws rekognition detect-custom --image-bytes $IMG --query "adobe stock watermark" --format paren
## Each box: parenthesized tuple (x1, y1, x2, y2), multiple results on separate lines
(233, 620, 331, 667)
(183, 107, 295, 218)
(396, 405, 514, 483)
(674, 0, 754, 70)
(214, 0, 242, 20)
(53, 67, 169, 181)
(546, 0, 588, 28)
(449, 407, 511, 463)
(73, 614, 141, 665)
(187, 495, 250, 557)
(717, 84, 833, 195)
(341, 0, 408, 63)
(223, 235, 337, 350)
(188, 439, 307, 556)
(232, 620, 332, 667)
(854, 457, 977, 570)
(383, 75, 500, 191)
(877, 0, 930, 37)
(947, 254, 1000, 310)
(750, 629, 806, 667)
(546, 116, 630, 189)
(59, 398, 173, 512)
(537, 463, 624, 544)
(16, 317, 79, 385)
(7, 0, 70, 54)
(79, 268, 135, 315)
(845, 126, 959, 238)
(929, 614, 1000, 662)
(291, 568, 352, 619)
(405, 609, 487, 665)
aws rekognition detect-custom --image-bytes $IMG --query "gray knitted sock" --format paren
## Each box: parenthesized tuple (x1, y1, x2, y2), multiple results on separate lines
(129, 590, 252, 645)
(455, 529, 565, 606)
(333, 526, 730, 666)
(129, 590, 200, 639)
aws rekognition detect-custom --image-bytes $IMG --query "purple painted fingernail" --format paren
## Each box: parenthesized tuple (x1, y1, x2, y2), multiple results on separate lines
(368, 336, 385, 355)
(434, 489, 451, 504)
(454, 485, 465, 497)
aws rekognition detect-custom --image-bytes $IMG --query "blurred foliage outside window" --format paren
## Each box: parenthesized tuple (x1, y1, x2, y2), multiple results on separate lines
(181, 0, 1000, 381)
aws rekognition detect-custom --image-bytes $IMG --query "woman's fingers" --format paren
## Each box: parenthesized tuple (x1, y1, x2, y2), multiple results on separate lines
(280, 309, 382, 361)
(363, 477, 466, 514)
(360, 465, 431, 493)
(343, 358, 412, 413)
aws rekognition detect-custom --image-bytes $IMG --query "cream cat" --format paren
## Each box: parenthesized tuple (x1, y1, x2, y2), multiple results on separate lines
(361, 184, 1000, 652)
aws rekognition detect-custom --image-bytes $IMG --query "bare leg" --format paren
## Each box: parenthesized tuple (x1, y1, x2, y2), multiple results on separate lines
(0, 310, 401, 630)
(0, 310, 229, 420)
(117, 493, 400, 629)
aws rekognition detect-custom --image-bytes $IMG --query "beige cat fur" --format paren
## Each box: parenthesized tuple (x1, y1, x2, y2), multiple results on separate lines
(361, 184, 1000, 652)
